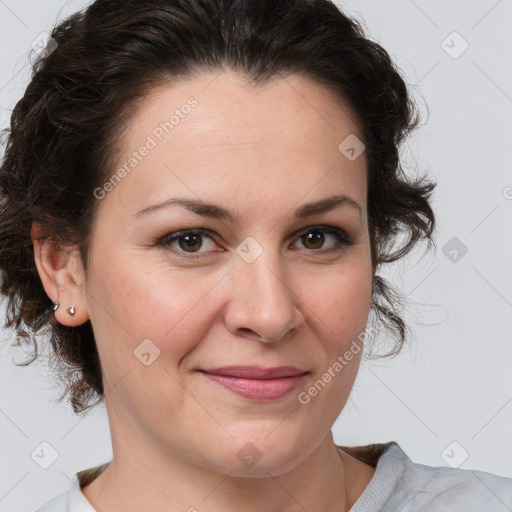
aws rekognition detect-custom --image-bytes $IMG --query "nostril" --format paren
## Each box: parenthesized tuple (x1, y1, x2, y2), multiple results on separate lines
(239, 327, 257, 337)
(238, 328, 272, 343)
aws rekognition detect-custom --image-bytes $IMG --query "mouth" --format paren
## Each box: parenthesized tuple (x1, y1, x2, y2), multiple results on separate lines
(197, 366, 309, 401)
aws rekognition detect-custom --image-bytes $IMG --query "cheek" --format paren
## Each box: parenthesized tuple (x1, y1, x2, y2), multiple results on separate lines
(86, 234, 372, 382)
(305, 259, 373, 343)
(295, 270, 370, 421)
(84, 252, 220, 423)
(86, 247, 223, 362)
(298, 260, 372, 400)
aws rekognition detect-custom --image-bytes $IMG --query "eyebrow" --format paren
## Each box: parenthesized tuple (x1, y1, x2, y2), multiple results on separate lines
(134, 194, 363, 222)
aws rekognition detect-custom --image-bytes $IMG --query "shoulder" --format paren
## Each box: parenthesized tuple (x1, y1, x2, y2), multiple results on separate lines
(33, 490, 68, 512)
(339, 441, 512, 511)
(393, 446, 512, 510)
(32, 462, 109, 512)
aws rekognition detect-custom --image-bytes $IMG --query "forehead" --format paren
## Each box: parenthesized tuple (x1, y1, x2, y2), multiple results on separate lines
(103, 71, 368, 220)
(133, 71, 363, 150)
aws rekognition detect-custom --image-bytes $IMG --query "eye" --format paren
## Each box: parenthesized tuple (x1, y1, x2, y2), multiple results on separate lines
(292, 225, 353, 253)
(159, 229, 220, 259)
(158, 225, 353, 259)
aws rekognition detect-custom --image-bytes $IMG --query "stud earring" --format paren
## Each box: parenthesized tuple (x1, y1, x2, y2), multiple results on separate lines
(67, 305, 76, 316)
(52, 302, 60, 312)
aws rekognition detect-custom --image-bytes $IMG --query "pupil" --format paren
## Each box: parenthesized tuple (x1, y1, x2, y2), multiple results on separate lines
(179, 234, 202, 252)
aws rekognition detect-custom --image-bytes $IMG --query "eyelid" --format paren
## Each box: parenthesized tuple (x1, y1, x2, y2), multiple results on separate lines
(293, 224, 352, 245)
(157, 228, 221, 259)
(157, 224, 353, 258)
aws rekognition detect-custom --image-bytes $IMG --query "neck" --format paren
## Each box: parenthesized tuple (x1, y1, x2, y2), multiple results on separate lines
(81, 432, 350, 512)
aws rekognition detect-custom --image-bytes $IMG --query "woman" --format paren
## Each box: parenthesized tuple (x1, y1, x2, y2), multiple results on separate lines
(0, 1, 510, 511)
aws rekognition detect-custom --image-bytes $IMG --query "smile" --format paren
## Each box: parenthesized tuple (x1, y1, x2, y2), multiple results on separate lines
(198, 366, 309, 401)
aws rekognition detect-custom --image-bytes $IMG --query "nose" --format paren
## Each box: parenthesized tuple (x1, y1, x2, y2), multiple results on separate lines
(223, 247, 304, 344)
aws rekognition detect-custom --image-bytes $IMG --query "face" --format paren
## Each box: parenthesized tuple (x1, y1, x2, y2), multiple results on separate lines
(79, 71, 373, 475)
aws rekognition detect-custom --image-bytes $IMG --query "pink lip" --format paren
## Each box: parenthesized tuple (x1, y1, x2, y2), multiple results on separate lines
(199, 366, 308, 401)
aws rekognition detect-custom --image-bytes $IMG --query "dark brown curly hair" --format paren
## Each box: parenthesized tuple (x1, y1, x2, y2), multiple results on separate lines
(0, 0, 436, 415)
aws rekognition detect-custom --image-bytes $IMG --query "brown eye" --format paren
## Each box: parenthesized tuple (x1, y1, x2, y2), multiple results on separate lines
(293, 226, 353, 253)
(177, 233, 204, 252)
(301, 231, 325, 250)
(160, 229, 220, 258)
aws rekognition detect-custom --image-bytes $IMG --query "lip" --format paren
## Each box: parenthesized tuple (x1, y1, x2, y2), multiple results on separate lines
(198, 366, 309, 401)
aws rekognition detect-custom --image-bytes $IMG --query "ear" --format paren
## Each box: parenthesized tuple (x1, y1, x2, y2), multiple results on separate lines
(31, 222, 90, 327)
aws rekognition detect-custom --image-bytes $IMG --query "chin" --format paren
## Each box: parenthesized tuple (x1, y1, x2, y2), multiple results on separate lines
(199, 428, 317, 477)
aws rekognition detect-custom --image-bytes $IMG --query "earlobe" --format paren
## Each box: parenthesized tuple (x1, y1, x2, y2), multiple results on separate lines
(31, 223, 90, 326)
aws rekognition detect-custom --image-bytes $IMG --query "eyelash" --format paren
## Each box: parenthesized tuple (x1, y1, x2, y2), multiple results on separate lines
(157, 225, 353, 260)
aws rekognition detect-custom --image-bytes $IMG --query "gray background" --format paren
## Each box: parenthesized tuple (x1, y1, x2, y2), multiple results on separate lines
(0, 0, 511, 510)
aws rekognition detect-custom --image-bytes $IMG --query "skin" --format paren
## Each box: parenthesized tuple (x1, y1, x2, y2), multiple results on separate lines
(33, 71, 377, 511)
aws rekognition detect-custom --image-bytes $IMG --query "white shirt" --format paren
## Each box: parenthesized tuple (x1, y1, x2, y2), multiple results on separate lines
(34, 441, 512, 511)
